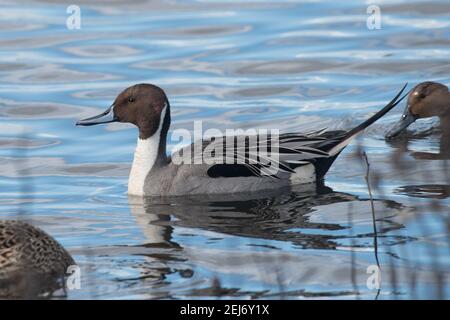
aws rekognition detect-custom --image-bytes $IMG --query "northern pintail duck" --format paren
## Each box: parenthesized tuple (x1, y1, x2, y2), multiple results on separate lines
(77, 84, 407, 196)
(386, 81, 450, 139)
(0, 220, 75, 298)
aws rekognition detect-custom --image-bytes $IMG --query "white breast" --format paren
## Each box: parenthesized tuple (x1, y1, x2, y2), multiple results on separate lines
(128, 107, 166, 196)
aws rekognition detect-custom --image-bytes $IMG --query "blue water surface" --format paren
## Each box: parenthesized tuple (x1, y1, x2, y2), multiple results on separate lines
(0, 0, 449, 299)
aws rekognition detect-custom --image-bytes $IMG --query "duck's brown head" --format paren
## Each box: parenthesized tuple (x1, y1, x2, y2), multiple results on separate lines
(76, 84, 170, 140)
(386, 81, 450, 138)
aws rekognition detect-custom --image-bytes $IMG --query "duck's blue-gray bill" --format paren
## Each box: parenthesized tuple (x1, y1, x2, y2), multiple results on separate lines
(76, 105, 117, 126)
(385, 107, 417, 139)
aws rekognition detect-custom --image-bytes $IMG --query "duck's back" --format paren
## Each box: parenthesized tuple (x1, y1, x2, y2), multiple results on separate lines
(143, 130, 348, 196)
(0, 220, 75, 298)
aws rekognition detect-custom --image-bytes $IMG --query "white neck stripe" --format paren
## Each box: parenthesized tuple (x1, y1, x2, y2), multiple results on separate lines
(128, 106, 167, 196)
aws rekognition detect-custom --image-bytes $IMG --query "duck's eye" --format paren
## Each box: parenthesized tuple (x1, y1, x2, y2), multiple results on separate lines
(128, 97, 135, 103)
(414, 91, 425, 99)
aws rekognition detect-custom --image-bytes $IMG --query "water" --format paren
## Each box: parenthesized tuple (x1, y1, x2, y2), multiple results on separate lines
(0, 0, 449, 299)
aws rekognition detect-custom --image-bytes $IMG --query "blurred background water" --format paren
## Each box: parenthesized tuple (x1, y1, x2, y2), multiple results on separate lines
(0, 0, 449, 299)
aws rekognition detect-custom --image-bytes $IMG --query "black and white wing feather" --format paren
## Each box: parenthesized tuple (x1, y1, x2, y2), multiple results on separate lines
(175, 130, 344, 178)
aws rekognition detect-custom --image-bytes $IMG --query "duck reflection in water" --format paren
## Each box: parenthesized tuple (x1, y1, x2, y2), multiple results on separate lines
(126, 183, 411, 297)
(129, 184, 409, 249)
